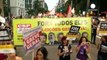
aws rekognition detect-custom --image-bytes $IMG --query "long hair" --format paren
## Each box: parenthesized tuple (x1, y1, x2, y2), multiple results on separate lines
(35, 47, 48, 60)
(78, 36, 89, 45)
(61, 36, 69, 45)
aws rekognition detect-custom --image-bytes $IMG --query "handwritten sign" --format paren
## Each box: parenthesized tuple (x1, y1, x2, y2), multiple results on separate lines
(23, 26, 42, 53)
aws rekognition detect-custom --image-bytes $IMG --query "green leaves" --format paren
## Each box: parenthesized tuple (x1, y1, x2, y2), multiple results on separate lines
(33, 0, 48, 16)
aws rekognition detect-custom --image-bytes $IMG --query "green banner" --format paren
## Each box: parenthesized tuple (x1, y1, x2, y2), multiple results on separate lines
(13, 17, 92, 45)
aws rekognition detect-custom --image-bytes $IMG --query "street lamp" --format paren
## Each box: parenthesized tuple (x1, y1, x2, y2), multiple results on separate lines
(90, 3, 99, 16)
(90, 3, 96, 9)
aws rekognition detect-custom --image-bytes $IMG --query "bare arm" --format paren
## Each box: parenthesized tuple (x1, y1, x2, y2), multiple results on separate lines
(57, 49, 64, 56)
(97, 23, 100, 35)
(76, 45, 81, 52)
(76, 43, 84, 52)
(86, 42, 91, 53)
(76, 43, 83, 52)
(69, 48, 72, 53)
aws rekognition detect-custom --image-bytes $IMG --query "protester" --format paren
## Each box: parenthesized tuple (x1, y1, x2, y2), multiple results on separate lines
(0, 8, 11, 59)
(97, 36, 107, 60)
(34, 47, 48, 60)
(91, 18, 100, 44)
(0, 8, 6, 29)
(0, 53, 8, 60)
(57, 36, 72, 60)
(7, 47, 22, 60)
(76, 36, 90, 60)
(7, 53, 22, 60)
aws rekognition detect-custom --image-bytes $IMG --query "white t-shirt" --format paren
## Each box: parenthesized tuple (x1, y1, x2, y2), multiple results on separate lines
(0, 16, 6, 28)
(0, 16, 5, 23)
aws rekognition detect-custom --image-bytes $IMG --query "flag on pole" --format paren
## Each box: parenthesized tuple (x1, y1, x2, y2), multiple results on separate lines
(72, 8, 75, 14)
(49, 8, 55, 15)
(67, 5, 72, 17)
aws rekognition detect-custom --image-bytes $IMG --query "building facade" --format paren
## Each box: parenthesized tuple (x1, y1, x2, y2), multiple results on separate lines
(10, 0, 25, 17)
(0, 0, 4, 16)
(25, 0, 45, 10)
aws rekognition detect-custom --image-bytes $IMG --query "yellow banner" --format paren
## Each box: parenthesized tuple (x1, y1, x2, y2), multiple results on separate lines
(13, 17, 92, 45)
(0, 45, 14, 49)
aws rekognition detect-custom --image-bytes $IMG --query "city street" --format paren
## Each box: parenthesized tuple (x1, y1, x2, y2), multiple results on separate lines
(46, 44, 98, 60)
(16, 44, 98, 60)
(0, 0, 107, 60)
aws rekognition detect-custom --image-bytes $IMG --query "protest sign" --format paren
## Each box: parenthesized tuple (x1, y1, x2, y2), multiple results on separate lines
(99, 21, 107, 36)
(67, 26, 80, 40)
(69, 26, 80, 34)
(23, 26, 42, 52)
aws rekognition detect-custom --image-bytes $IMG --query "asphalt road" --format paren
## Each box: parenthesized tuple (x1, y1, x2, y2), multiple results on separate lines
(16, 44, 98, 60)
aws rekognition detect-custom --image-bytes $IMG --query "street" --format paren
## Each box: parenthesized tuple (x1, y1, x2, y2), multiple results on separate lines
(46, 44, 98, 60)
(1, 0, 107, 60)
(16, 44, 98, 60)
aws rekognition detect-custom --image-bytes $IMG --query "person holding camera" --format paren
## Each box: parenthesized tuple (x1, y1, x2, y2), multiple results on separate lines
(76, 36, 90, 60)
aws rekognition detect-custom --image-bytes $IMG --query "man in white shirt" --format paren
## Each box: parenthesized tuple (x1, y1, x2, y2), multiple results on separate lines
(0, 8, 6, 29)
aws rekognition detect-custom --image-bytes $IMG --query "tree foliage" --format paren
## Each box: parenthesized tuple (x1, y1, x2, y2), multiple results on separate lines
(76, 0, 87, 14)
(56, 4, 67, 14)
(56, 0, 71, 14)
(27, 0, 48, 16)
(27, 9, 35, 16)
(33, 0, 48, 16)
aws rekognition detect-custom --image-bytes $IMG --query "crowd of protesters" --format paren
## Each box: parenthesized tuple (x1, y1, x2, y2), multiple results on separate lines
(33, 16, 107, 60)
(0, 7, 107, 60)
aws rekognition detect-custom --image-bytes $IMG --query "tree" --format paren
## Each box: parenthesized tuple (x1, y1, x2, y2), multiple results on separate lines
(33, 0, 48, 16)
(56, 4, 67, 14)
(27, 9, 35, 16)
(3, 0, 10, 17)
(56, 0, 71, 14)
(75, 0, 87, 14)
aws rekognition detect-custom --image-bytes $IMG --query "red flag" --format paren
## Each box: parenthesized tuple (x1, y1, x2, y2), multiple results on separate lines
(67, 5, 72, 17)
